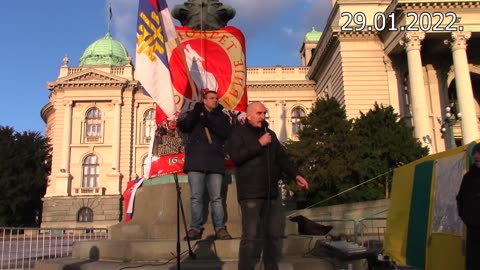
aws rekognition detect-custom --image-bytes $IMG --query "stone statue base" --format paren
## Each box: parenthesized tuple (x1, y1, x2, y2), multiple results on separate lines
(109, 174, 242, 240)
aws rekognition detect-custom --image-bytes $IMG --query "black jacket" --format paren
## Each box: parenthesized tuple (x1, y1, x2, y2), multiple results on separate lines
(229, 122, 299, 201)
(177, 104, 231, 174)
(457, 165, 480, 227)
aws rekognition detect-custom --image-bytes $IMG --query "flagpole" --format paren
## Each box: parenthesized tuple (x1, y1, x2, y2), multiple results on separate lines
(174, 37, 212, 143)
(108, 1, 112, 33)
(174, 38, 200, 102)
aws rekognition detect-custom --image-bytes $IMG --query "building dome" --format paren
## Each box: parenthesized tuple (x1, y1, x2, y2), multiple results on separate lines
(80, 32, 129, 66)
(305, 27, 322, 42)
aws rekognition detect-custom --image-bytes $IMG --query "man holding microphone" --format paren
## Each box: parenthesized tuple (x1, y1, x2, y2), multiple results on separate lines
(228, 102, 309, 270)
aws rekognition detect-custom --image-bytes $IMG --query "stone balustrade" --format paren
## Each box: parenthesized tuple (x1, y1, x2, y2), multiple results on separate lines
(60, 66, 310, 82)
(60, 66, 133, 79)
(247, 66, 309, 81)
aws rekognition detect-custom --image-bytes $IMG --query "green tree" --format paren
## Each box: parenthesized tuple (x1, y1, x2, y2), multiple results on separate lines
(352, 103, 429, 198)
(285, 99, 428, 207)
(285, 97, 360, 205)
(0, 126, 51, 226)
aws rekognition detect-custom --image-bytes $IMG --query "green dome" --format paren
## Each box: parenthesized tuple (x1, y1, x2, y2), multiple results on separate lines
(305, 27, 322, 42)
(80, 32, 129, 66)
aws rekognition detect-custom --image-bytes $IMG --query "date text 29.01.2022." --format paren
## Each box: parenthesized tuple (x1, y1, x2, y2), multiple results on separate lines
(340, 11, 463, 32)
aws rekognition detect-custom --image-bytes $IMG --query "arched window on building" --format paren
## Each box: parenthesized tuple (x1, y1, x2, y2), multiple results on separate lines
(263, 108, 273, 129)
(77, 207, 93, 222)
(85, 107, 102, 142)
(82, 154, 99, 188)
(141, 155, 149, 178)
(291, 107, 306, 136)
(143, 109, 156, 144)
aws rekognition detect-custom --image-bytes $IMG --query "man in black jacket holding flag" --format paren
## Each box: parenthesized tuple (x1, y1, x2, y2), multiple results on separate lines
(177, 90, 232, 241)
(229, 102, 309, 270)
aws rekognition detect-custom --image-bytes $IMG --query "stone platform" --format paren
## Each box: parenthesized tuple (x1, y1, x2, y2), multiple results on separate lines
(35, 179, 370, 269)
(35, 236, 351, 270)
(36, 256, 339, 270)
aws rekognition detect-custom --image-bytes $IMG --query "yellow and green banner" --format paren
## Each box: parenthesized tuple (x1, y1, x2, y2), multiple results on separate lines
(384, 140, 479, 270)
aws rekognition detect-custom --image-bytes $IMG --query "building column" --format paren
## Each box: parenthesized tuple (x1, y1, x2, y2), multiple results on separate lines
(107, 100, 122, 194)
(275, 100, 286, 142)
(112, 100, 122, 172)
(401, 32, 431, 148)
(131, 102, 140, 179)
(446, 31, 479, 144)
(425, 64, 443, 153)
(56, 100, 73, 196)
(383, 55, 401, 115)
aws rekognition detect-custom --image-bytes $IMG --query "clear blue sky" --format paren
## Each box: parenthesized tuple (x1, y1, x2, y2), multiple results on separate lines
(0, 0, 330, 133)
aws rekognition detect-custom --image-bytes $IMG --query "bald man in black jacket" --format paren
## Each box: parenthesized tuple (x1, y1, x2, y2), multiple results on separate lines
(229, 102, 309, 270)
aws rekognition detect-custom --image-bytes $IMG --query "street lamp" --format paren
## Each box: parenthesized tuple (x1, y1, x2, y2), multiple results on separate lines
(439, 102, 462, 149)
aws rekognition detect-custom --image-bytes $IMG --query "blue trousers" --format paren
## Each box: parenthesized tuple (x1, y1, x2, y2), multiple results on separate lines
(187, 171, 225, 232)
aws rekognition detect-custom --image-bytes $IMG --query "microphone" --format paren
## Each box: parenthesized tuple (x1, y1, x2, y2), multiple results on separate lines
(261, 120, 269, 134)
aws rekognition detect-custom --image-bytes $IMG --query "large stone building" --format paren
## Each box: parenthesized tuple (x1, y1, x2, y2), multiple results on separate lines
(41, 0, 480, 228)
(313, 0, 480, 153)
(40, 30, 316, 228)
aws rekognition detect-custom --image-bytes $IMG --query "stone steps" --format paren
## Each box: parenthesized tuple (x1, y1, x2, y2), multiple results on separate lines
(35, 235, 346, 270)
(35, 256, 338, 270)
(72, 235, 322, 262)
(35, 183, 387, 269)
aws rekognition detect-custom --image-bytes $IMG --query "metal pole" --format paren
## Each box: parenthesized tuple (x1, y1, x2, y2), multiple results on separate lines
(448, 122, 456, 149)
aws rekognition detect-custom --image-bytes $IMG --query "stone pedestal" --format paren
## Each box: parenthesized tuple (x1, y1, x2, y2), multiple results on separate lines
(36, 174, 336, 270)
(109, 173, 242, 240)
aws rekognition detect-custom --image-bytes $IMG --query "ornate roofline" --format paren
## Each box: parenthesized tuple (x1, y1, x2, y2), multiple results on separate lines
(58, 68, 128, 82)
(337, 30, 379, 38)
(248, 80, 316, 89)
(307, 25, 339, 78)
(384, 0, 480, 15)
(398, 0, 480, 10)
(48, 68, 134, 89)
(49, 81, 135, 89)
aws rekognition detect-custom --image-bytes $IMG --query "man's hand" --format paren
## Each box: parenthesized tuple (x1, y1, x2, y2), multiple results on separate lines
(295, 175, 309, 190)
(193, 102, 205, 115)
(201, 113, 209, 128)
(258, 133, 271, 146)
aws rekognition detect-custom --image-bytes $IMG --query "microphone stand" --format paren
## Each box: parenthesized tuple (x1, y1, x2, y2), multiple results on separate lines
(264, 123, 272, 205)
(262, 121, 272, 268)
(173, 172, 196, 269)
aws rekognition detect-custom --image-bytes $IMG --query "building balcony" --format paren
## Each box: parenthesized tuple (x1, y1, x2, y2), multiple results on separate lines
(74, 187, 106, 196)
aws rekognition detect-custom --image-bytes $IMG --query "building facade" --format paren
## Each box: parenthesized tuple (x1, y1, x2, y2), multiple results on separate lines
(311, 0, 480, 153)
(40, 31, 317, 228)
(41, 0, 480, 228)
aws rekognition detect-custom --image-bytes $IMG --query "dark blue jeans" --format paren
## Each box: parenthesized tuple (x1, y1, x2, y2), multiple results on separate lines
(238, 199, 282, 270)
(187, 171, 225, 232)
